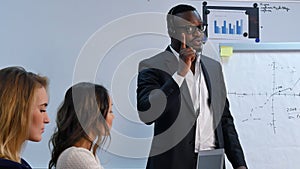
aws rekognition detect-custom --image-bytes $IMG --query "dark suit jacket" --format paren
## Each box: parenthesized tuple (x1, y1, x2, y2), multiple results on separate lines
(0, 158, 32, 169)
(137, 47, 247, 169)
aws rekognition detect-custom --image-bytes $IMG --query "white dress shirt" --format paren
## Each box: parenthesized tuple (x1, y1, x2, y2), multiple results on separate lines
(170, 46, 215, 152)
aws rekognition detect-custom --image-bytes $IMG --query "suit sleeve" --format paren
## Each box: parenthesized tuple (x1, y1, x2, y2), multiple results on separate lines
(222, 99, 248, 169)
(136, 61, 180, 125)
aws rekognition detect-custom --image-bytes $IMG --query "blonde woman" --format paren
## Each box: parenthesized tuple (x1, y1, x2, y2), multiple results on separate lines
(49, 82, 114, 169)
(0, 66, 50, 169)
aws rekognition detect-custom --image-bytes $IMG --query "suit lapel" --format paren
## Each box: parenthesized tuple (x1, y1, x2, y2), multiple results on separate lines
(164, 52, 178, 74)
(201, 56, 227, 145)
(180, 80, 197, 116)
(200, 61, 212, 106)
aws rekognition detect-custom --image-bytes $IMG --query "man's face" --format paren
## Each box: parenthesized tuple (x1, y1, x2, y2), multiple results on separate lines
(172, 11, 206, 52)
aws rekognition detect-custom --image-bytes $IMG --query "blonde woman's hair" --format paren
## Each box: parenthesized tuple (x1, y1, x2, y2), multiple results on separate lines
(0, 66, 48, 163)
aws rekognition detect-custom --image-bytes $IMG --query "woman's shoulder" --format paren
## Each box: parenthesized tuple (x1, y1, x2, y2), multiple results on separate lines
(58, 146, 93, 161)
(56, 147, 103, 169)
(0, 157, 32, 169)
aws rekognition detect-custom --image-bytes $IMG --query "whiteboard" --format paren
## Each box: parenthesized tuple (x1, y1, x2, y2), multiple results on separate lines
(204, 0, 300, 43)
(221, 43, 300, 169)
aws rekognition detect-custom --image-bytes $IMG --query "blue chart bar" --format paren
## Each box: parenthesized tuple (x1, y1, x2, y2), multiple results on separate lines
(214, 20, 220, 34)
(214, 19, 243, 35)
(222, 21, 227, 34)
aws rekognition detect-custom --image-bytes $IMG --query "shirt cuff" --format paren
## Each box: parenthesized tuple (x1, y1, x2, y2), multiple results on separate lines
(172, 72, 185, 87)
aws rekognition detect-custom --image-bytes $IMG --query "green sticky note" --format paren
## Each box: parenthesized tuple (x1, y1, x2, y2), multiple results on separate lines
(220, 46, 233, 57)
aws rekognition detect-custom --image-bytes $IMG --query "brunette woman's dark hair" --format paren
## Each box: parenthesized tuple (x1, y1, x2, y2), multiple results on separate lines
(48, 82, 110, 168)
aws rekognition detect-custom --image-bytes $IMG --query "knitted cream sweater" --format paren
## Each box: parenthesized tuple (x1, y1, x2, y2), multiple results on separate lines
(56, 146, 104, 169)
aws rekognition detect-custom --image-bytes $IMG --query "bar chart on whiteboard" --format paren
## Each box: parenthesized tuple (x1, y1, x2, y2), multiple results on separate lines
(207, 9, 248, 40)
(213, 19, 244, 35)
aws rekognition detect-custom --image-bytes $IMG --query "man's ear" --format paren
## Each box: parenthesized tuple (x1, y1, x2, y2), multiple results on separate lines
(168, 28, 176, 38)
(168, 21, 176, 38)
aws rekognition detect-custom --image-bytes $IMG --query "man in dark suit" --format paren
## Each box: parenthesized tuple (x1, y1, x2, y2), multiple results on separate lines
(136, 4, 247, 169)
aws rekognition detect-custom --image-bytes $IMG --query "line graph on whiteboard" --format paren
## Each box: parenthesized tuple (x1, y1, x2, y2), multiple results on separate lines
(222, 52, 300, 134)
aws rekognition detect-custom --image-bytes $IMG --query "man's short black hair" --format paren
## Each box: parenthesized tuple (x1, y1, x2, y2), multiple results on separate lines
(168, 4, 196, 16)
(167, 4, 198, 35)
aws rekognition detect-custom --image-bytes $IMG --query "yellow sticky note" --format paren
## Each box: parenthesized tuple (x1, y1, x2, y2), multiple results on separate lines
(220, 46, 233, 57)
